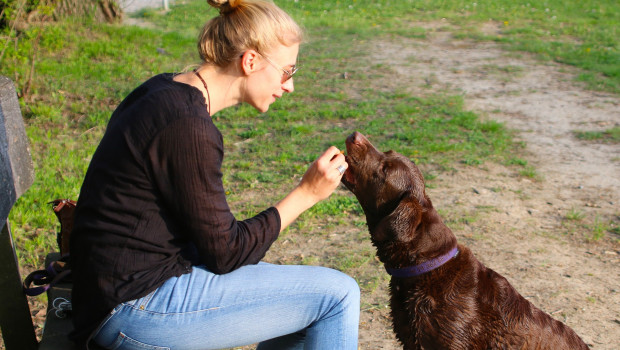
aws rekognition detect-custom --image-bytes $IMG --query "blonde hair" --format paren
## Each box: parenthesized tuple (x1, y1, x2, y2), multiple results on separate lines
(199, 0, 303, 67)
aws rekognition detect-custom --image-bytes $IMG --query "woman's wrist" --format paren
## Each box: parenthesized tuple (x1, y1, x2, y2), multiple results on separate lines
(274, 185, 319, 233)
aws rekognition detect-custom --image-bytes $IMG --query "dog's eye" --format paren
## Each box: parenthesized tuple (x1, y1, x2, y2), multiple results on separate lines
(372, 163, 388, 180)
(381, 162, 390, 174)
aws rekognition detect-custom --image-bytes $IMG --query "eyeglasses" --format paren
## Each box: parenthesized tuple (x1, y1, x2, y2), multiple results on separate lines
(260, 54, 299, 84)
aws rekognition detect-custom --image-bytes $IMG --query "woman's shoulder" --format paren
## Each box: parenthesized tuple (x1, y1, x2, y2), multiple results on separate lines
(142, 73, 192, 97)
(144, 73, 209, 114)
(110, 74, 214, 139)
(116, 73, 186, 110)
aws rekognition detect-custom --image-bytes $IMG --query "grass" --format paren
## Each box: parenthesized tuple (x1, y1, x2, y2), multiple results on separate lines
(562, 209, 618, 242)
(473, 64, 525, 82)
(565, 208, 586, 221)
(0, 0, 618, 273)
(573, 127, 620, 143)
(506, 157, 540, 180)
(435, 0, 620, 93)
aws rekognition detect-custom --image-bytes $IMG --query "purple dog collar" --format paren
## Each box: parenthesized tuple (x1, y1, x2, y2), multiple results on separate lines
(385, 246, 459, 278)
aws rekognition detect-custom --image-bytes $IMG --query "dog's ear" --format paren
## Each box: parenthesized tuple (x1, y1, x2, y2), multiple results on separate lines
(411, 185, 428, 208)
(371, 192, 423, 244)
(407, 161, 429, 208)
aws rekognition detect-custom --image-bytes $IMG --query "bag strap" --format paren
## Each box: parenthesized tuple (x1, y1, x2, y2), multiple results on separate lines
(23, 260, 71, 296)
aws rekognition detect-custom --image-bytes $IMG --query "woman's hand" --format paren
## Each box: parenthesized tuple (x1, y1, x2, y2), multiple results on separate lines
(274, 146, 348, 232)
(298, 146, 347, 203)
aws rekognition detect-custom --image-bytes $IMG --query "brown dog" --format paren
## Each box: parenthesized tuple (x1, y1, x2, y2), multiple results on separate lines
(342, 131, 589, 350)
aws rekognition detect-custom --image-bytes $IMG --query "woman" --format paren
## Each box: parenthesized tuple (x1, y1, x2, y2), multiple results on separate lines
(69, 0, 360, 349)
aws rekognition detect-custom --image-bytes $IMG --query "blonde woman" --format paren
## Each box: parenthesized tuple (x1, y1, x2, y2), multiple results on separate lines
(69, 0, 359, 349)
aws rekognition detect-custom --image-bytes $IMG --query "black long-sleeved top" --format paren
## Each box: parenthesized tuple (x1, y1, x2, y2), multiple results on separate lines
(69, 73, 281, 349)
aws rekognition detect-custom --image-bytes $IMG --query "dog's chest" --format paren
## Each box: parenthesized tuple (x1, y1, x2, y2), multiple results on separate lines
(389, 279, 471, 349)
(389, 279, 435, 334)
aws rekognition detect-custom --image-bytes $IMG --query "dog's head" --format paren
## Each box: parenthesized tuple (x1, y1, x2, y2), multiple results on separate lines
(342, 132, 430, 242)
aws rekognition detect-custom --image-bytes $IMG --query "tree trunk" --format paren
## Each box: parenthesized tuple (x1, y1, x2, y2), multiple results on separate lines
(1, 0, 122, 32)
(53, 0, 122, 23)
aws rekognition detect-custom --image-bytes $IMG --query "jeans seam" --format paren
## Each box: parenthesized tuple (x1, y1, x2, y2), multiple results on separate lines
(137, 289, 156, 310)
(115, 331, 171, 350)
(92, 304, 125, 344)
(125, 289, 157, 311)
(123, 292, 328, 317)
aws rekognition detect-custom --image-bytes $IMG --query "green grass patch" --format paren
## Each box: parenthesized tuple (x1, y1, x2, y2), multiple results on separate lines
(433, 0, 619, 93)
(565, 208, 586, 221)
(2, 0, 617, 270)
(573, 127, 620, 143)
(561, 211, 617, 242)
(142, 0, 620, 94)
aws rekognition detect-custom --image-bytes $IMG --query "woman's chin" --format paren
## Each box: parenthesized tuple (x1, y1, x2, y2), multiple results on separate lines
(248, 101, 270, 113)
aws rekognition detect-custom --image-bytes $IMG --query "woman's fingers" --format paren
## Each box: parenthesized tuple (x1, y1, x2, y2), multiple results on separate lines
(319, 146, 347, 178)
(299, 146, 347, 202)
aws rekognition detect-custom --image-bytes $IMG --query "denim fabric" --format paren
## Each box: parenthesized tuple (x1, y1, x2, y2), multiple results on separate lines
(92, 262, 360, 350)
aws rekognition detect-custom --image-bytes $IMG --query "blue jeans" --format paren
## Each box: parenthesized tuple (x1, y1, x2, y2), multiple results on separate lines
(92, 262, 360, 350)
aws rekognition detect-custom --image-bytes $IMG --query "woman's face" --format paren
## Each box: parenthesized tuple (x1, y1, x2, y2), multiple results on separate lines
(244, 43, 299, 113)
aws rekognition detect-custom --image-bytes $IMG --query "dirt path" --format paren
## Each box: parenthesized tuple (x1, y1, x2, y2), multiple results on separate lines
(355, 22, 619, 349)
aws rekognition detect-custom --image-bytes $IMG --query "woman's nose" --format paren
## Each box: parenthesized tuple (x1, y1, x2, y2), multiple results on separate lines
(283, 78, 294, 93)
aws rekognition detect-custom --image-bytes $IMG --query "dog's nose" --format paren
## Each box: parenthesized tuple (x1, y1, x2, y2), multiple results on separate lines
(348, 131, 368, 145)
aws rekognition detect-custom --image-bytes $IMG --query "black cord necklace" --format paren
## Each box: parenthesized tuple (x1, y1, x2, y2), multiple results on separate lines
(193, 69, 211, 115)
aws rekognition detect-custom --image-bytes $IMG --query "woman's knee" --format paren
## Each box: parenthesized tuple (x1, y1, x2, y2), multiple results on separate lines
(340, 273, 360, 302)
(315, 267, 360, 304)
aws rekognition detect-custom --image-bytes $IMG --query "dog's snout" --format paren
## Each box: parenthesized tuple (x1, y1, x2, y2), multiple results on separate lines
(346, 132, 357, 146)
(347, 131, 368, 146)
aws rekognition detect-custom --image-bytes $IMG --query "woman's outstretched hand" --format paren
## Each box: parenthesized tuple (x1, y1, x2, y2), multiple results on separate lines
(298, 146, 347, 202)
(274, 146, 348, 232)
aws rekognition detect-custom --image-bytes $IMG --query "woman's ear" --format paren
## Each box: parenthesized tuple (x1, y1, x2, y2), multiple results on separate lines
(240, 50, 260, 76)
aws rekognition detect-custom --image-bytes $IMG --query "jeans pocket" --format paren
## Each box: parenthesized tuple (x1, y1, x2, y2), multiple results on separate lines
(108, 332, 170, 350)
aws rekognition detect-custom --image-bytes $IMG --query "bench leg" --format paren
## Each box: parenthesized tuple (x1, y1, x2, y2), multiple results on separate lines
(0, 222, 38, 350)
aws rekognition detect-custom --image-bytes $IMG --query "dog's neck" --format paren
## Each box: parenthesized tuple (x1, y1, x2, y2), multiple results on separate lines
(371, 202, 458, 273)
(385, 245, 459, 278)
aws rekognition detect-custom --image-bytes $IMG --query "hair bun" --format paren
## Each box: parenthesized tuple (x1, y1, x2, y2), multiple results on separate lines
(207, 0, 242, 14)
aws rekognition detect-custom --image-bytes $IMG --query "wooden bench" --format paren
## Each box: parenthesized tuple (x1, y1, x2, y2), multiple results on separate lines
(0, 75, 75, 350)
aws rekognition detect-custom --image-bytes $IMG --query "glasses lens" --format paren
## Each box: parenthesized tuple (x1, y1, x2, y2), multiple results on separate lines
(282, 66, 298, 83)
(261, 53, 297, 84)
